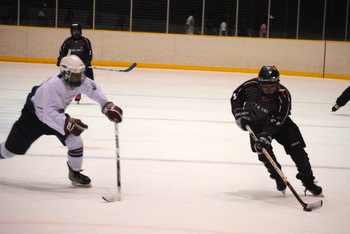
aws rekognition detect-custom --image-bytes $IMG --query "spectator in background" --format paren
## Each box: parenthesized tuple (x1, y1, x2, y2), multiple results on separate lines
(185, 10, 200, 35)
(63, 10, 74, 27)
(37, 3, 48, 27)
(219, 15, 229, 36)
(85, 12, 93, 29)
(259, 17, 267, 38)
(116, 15, 126, 31)
(205, 12, 215, 35)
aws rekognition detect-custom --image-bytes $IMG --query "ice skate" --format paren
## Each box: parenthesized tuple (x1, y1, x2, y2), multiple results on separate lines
(75, 93, 81, 104)
(0, 148, 4, 159)
(302, 181, 323, 197)
(274, 177, 286, 195)
(331, 104, 340, 112)
(67, 162, 91, 187)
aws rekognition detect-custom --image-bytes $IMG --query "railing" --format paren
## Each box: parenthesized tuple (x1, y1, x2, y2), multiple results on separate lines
(1, 0, 349, 41)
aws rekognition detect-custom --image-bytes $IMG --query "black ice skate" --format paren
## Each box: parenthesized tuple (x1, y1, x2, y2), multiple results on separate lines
(332, 104, 340, 112)
(274, 177, 286, 195)
(302, 182, 323, 196)
(67, 162, 91, 187)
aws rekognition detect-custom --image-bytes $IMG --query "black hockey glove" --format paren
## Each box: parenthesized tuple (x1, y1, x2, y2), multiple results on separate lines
(254, 132, 272, 153)
(233, 108, 251, 131)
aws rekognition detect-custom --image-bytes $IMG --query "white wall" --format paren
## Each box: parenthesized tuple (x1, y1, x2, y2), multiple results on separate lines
(0, 25, 349, 79)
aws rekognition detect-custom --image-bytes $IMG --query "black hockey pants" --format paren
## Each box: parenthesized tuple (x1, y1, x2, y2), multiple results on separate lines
(250, 118, 315, 184)
(4, 93, 67, 155)
(336, 86, 350, 107)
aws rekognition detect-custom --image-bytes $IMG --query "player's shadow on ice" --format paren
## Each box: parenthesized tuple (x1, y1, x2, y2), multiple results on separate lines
(333, 113, 350, 117)
(72, 103, 97, 106)
(0, 179, 79, 194)
(226, 190, 284, 200)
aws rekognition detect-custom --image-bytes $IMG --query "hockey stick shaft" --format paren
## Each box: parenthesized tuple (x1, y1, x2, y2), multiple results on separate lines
(115, 123, 121, 196)
(246, 125, 322, 211)
(102, 123, 121, 202)
(90, 63, 137, 72)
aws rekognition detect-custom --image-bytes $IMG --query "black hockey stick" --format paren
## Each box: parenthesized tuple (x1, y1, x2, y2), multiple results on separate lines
(246, 125, 323, 212)
(90, 63, 137, 72)
(102, 123, 121, 202)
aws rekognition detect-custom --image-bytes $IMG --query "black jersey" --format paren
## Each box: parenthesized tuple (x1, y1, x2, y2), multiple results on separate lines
(230, 78, 291, 136)
(57, 36, 93, 66)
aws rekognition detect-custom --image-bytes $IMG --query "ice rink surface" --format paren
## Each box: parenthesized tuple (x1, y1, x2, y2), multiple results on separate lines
(0, 62, 349, 233)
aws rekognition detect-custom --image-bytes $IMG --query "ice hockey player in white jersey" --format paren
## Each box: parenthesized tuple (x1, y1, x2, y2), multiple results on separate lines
(0, 55, 123, 187)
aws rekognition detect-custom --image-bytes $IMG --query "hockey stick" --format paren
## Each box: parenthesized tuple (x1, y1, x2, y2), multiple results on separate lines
(90, 62, 137, 72)
(102, 123, 121, 202)
(246, 125, 323, 212)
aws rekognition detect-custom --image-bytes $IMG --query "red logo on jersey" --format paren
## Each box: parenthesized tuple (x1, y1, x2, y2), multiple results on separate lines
(262, 97, 273, 102)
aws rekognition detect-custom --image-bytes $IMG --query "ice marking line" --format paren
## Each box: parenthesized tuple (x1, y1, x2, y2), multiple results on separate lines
(114, 93, 226, 101)
(23, 154, 350, 171)
(127, 117, 350, 128)
(0, 220, 236, 234)
(0, 88, 340, 104)
(127, 116, 235, 124)
(1, 110, 349, 128)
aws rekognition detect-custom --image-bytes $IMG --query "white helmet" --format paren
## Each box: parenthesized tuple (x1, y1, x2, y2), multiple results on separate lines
(59, 55, 86, 87)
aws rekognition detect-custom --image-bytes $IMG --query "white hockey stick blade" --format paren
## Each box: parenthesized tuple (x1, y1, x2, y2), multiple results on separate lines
(102, 195, 121, 202)
(303, 200, 323, 212)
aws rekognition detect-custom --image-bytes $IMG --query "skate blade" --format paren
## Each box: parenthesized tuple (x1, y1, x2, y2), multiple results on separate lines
(312, 192, 324, 197)
(304, 189, 324, 197)
(102, 195, 121, 202)
(71, 181, 91, 188)
(280, 189, 286, 195)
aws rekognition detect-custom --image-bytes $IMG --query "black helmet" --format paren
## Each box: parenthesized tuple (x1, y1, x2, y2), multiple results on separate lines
(258, 66, 280, 95)
(258, 65, 280, 83)
(70, 23, 82, 39)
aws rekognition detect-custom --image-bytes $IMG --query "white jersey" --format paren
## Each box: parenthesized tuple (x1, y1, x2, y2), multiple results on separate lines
(219, 21, 228, 36)
(31, 72, 108, 135)
(186, 15, 195, 34)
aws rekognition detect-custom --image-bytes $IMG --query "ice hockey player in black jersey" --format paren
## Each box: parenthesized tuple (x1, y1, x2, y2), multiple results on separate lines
(331, 86, 350, 112)
(57, 23, 94, 103)
(230, 65, 323, 196)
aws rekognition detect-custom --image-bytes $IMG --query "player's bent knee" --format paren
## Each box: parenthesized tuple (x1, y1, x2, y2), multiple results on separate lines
(65, 134, 83, 150)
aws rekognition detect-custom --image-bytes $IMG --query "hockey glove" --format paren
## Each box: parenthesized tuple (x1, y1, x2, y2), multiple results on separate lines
(254, 132, 272, 153)
(64, 117, 88, 136)
(102, 102, 123, 123)
(233, 108, 251, 131)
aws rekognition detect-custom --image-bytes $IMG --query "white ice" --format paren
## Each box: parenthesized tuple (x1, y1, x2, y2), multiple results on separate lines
(0, 62, 350, 234)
